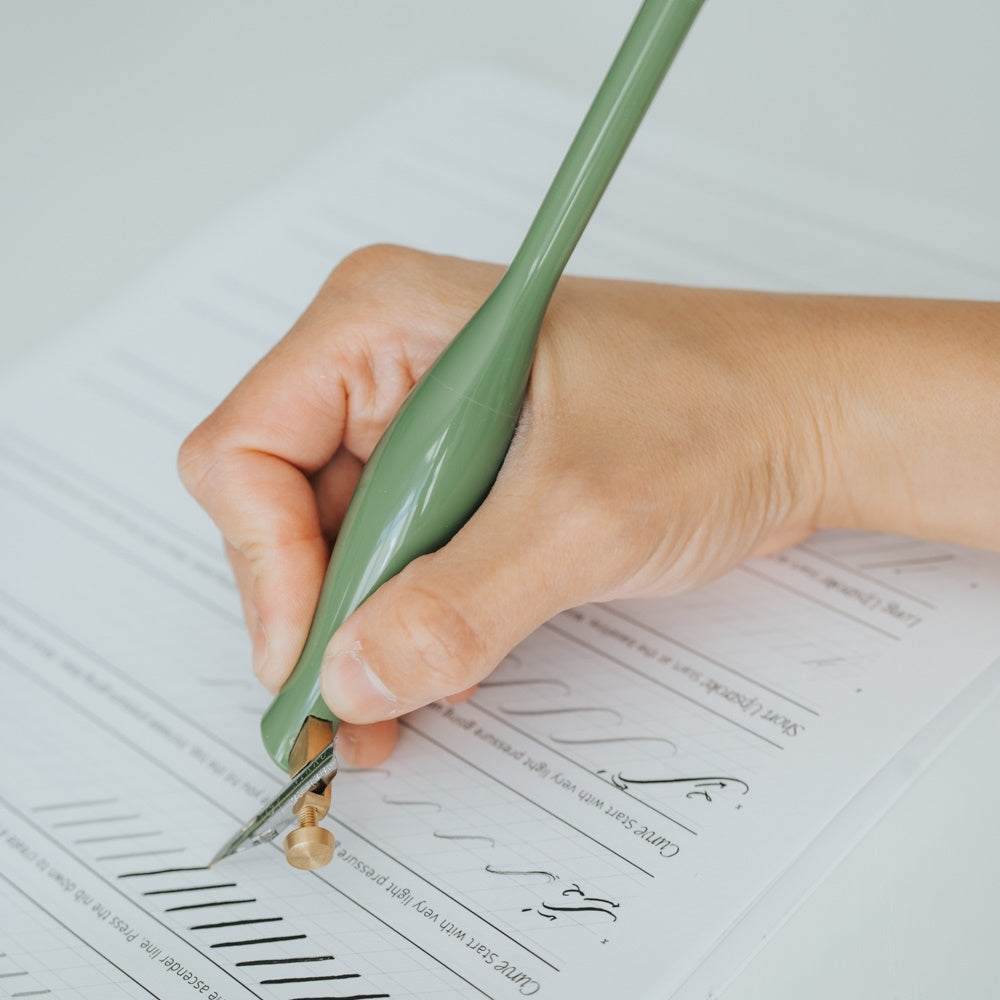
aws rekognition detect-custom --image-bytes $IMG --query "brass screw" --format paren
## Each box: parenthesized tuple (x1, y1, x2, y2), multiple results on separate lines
(284, 802, 335, 870)
(283, 717, 337, 871)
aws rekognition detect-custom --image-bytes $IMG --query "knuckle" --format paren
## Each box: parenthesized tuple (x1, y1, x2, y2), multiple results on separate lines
(324, 243, 421, 291)
(550, 463, 616, 529)
(176, 421, 218, 497)
(235, 535, 270, 574)
(546, 466, 649, 586)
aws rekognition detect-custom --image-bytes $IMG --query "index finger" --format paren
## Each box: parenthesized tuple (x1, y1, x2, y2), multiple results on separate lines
(178, 245, 503, 692)
(177, 261, 422, 690)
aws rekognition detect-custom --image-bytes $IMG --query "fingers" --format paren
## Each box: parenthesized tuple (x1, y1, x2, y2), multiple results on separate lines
(318, 455, 596, 725)
(178, 306, 357, 687)
(224, 541, 255, 634)
(180, 438, 333, 691)
(178, 279, 399, 689)
(311, 447, 365, 540)
(336, 719, 399, 768)
(179, 246, 503, 693)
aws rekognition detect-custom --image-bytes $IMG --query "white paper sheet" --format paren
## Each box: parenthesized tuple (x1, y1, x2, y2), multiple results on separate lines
(1, 67, 998, 1000)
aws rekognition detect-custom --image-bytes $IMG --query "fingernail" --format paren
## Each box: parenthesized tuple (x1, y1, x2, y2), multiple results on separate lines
(252, 619, 269, 680)
(321, 640, 399, 721)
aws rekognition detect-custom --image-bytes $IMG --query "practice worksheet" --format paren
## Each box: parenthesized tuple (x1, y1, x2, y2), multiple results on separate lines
(1, 68, 998, 1000)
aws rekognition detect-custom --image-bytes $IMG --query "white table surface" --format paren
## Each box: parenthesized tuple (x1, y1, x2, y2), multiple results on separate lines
(2, 3, 998, 997)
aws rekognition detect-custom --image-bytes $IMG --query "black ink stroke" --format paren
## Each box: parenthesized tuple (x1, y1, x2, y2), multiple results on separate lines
(210, 933, 307, 949)
(561, 884, 618, 909)
(485, 865, 557, 883)
(605, 772, 750, 798)
(479, 678, 571, 694)
(550, 735, 676, 753)
(381, 797, 442, 811)
(500, 706, 623, 724)
(432, 832, 497, 848)
(260, 972, 361, 984)
(538, 903, 618, 922)
(164, 898, 257, 913)
(524, 880, 622, 924)
(189, 918, 283, 931)
(117, 866, 208, 879)
(235, 956, 334, 967)
(142, 882, 237, 896)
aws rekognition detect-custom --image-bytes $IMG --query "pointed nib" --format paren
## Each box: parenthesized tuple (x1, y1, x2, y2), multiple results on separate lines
(206, 830, 244, 869)
(206, 741, 338, 868)
(206, 846, 228, 870)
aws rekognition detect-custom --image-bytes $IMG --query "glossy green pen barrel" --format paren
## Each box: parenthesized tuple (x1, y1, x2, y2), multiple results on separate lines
(260, 282, 547, 770)
(260, 0, 705, 771)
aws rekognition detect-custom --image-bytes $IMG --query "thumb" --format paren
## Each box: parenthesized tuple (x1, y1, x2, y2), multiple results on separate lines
(319, 479, 586, 724)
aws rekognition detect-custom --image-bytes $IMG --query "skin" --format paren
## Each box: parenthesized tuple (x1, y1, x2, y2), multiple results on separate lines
(178, 244, 1000, 767)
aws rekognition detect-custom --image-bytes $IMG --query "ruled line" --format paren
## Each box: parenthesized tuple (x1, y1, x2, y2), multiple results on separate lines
(302, 854, 491, 999)
(74, 832, 162, 846)
(797, 543, 935, 610)
(32, 799, 117, 812)
(543, 623, 784, 751)
(0, 442, 233, 597)
(0, 870, 157, 998)
(330, 812, 560, 972)
(52, 815, 141, 828)
(401, 718, 656, 875)
(97, 848, 188, 863)
(0, 634, 491, 997)
(2, 430, 220, 558)
(736, 565, 902, 640)
(0, 478, 242, 629)
(79, 372, 189, 435)
(0, 587, 272, 783)
(468, 700, 697, 836)
(600, 604, 820, 716)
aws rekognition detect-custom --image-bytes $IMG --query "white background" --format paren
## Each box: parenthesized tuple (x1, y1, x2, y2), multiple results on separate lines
(2, 2, 998, 997)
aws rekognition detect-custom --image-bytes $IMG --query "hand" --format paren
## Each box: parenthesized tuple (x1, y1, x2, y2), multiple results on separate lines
(178, 244, 1000, 766)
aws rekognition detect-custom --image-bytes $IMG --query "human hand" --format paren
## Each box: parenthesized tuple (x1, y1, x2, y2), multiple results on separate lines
(178, 244, 999, 765)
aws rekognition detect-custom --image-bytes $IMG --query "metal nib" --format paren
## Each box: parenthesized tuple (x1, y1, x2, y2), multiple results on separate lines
(209, 738, 337, 868)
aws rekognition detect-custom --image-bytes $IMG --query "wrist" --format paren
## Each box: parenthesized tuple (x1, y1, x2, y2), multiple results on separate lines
(813, 295, 1000, 550)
